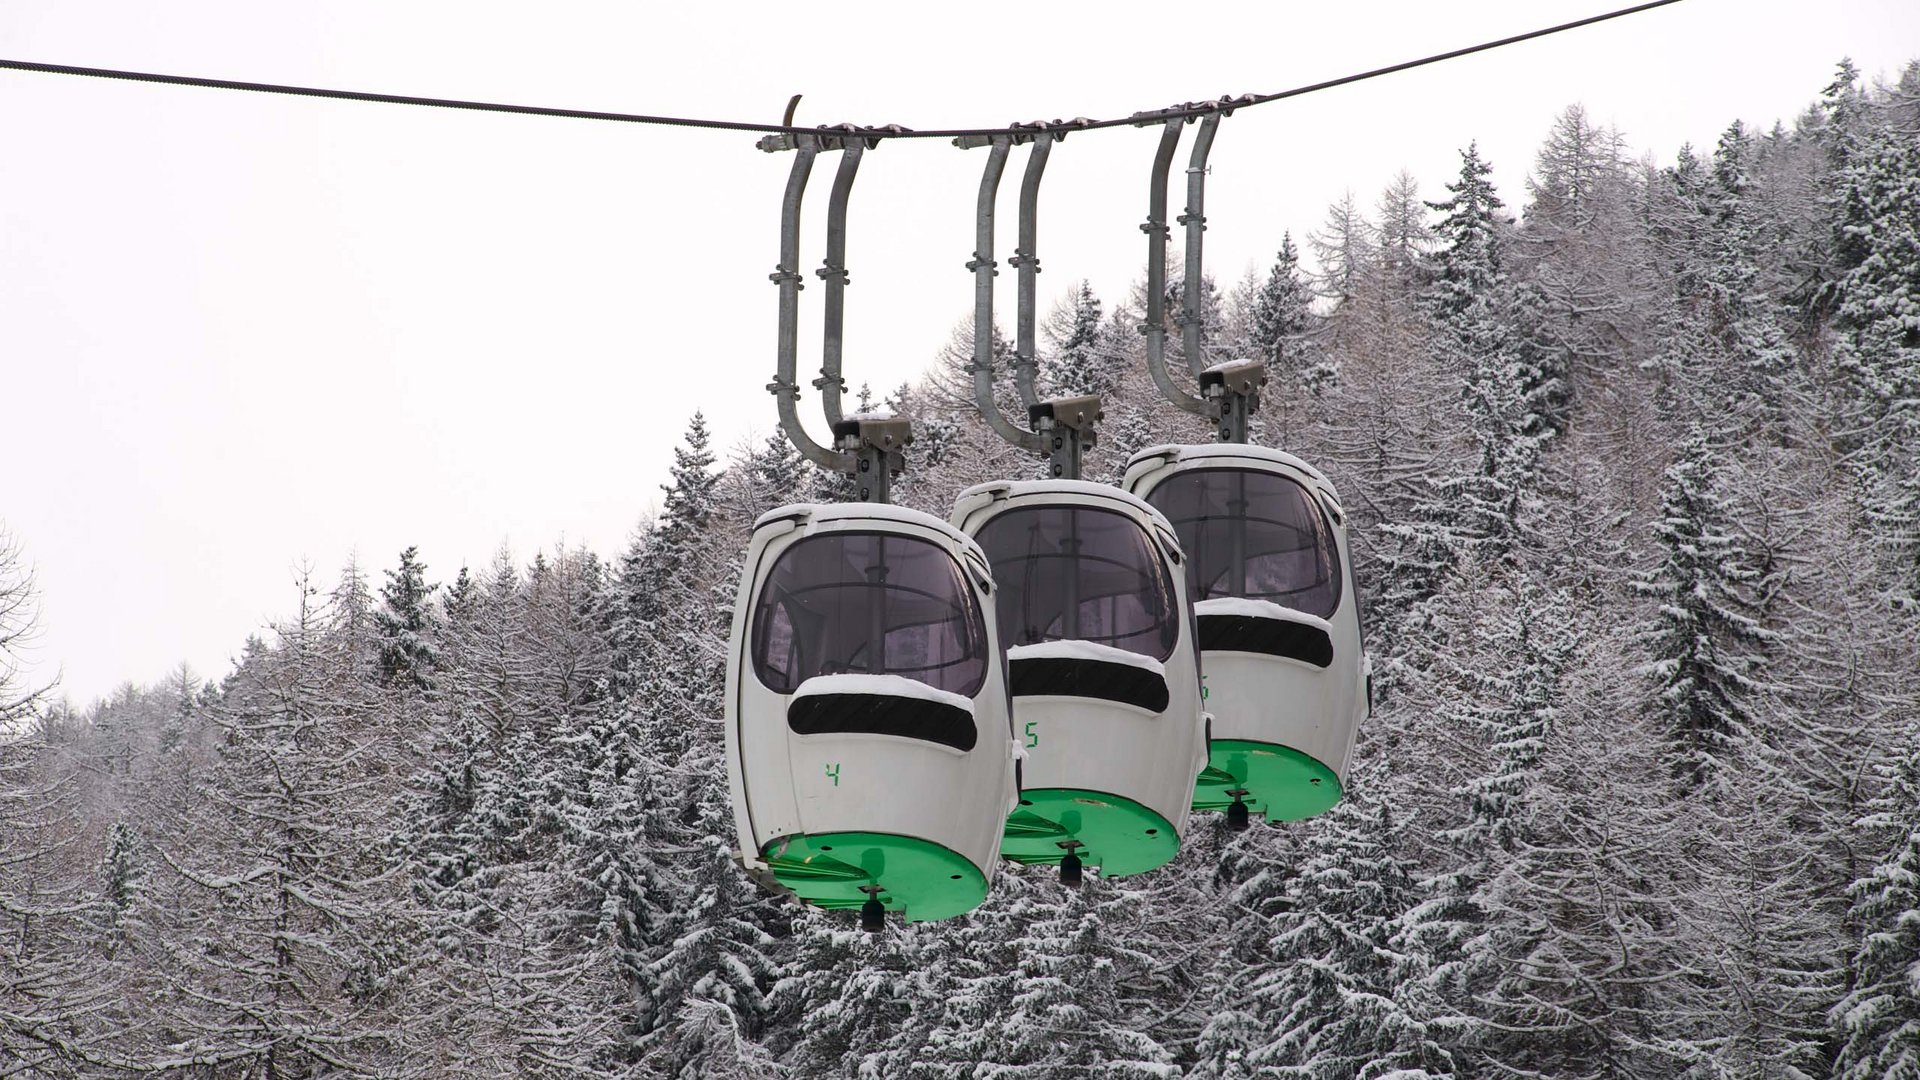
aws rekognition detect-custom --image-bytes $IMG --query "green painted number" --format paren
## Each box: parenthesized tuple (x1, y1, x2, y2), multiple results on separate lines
(825, 763, 840, 787)
(1024, 720, 1039, 749)
(1201, 674, 1210, 701)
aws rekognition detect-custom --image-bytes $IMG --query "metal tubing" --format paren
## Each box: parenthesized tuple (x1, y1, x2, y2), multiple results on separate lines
(1179, 114, 1221, 378)
(1011, 134, 1054, 411)
(817, 143, 862, 428)
(970, 138, 1045, 453)
(771, 143, 852, 472)
(1143, 119, 1208, 416)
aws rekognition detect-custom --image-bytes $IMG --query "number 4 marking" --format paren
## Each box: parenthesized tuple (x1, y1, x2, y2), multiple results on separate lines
(1024, 721, 1038, 749)
(825, 763, 840, 787)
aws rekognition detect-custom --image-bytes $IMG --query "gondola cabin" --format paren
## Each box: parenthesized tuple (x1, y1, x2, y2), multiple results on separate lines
(951, 481, 1206, 878)
(1123, 445, 1369, 824)
(726, 502, 1018, 923)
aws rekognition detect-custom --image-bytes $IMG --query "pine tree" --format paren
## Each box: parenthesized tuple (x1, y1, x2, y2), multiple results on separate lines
(643, 839, 780, 1069)
(970, 880, 1176, 1078)
(1429, 144, 1554, 533)
(1823, 63, 1920, 598)
(1248, 769, 1451, 1079)
(96, 820, 146, 961)
(1396, 581, 1599, 1077)
(773, 915, 923, 1078)
(1634, 431, 1775, 790)
(643, 997, 788, 1079)
(1833, 742, 1920, 1080)
(1702, 121, 1805, 440)
(1043, 280, 1112, 398)
(1249, 235, 1313, 372)
(1372, 147, 1549, 648)
(1427, 143, 1509, 322)
(377, 545, 441, 689)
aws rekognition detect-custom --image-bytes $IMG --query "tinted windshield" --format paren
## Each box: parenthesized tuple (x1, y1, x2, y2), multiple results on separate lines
(1144, 468, 1341, 618)
(975, 505, 1179, 661)
(752, 531, 989, 696)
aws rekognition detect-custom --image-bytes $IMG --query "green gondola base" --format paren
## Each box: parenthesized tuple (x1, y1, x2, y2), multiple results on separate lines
(759, 832, 988, 923)
(1000, 788, 1181, 877)
(1193, 740, 1342, 823)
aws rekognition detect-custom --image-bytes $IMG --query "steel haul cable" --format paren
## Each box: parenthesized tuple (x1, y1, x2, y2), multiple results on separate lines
(1, 0, 1683, 140)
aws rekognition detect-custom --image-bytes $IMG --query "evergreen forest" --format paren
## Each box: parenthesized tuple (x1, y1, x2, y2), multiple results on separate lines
(4, 61, 1920, 1079)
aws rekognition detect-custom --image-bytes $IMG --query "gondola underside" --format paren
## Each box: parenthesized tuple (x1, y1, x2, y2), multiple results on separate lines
(760, 832, 988, 923)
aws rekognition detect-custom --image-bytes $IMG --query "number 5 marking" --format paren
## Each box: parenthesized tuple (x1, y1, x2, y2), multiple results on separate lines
(825, 763, 840, 787)
(1024, 720, 1038, 749)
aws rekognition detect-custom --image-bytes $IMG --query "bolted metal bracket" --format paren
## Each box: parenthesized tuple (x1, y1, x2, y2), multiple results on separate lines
(1028, 395, 1103, 480)
(757, 124, 897, 154)
(832, 413, 913, 503)
(1200, 359, 1265, 444)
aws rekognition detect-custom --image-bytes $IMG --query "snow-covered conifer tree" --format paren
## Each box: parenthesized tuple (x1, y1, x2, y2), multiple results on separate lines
(1634, 431, 1775, 790)
(1246, 769, 1451, 1079)
(644, 839, 780, 1067)
(1822, 63, 1920, 598)
(1043, 280, 1111, 398)
(376, 545, 441, 689)
(969, 881, 1175, 1078)
(1834, 742, 1920, 1080)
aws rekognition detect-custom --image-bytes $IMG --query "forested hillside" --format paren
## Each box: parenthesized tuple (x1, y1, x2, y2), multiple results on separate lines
(4, 61, 1918, 1078)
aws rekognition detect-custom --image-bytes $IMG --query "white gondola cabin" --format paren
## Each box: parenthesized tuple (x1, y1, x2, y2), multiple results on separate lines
(951, 480, 1206, 878)
(1123, 445, 1370, 824)
(726, 502, 1018, 922)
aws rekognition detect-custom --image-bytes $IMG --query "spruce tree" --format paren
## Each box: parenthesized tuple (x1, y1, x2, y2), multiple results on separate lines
(1823, 65, 1920, 598)
(644, 839, 780, 1065)
(1249, 235, 1313, 372)
(1248, 768, 1451, 1079)
(1043, 280, 1111, 398)
(376, 545, 440, 690)
(970, 881, 1175, 1078)
(1834, 742, 1920, 1080)
(1634, 431, 1775, 790)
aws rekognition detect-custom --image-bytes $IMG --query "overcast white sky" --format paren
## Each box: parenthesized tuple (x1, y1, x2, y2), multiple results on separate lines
(4, 0, 1916, 706)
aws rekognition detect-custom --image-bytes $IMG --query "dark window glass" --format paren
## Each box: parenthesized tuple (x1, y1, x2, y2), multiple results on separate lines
(975, 505, 1179, 661)
(752, 531, 989, 697)
(1144, 469, 1342, 618)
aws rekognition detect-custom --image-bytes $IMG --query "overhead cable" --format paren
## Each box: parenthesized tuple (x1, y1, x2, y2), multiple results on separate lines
(0, 0, 1684, 141)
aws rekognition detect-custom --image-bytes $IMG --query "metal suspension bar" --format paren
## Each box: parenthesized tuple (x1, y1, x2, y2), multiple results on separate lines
(1178, 113, 1221, 378)
(816, 143, 862, 428)
(1141, 118, 1208, 416)
(962, 135, 1045, 454)
(1011, 132, 1055, 411)
(768, 142, 853, 472)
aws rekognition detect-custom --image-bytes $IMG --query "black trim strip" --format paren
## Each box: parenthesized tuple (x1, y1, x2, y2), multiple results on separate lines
(787, 692, 977, 752)
(1197, 613, 1334, 668)
(1009, 656, 1170, 713)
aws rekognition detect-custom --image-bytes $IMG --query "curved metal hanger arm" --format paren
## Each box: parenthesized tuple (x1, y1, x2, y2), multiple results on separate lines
(960, 135, 1045, 454)
(1179, 113, 1222, 379)
(1011, 132, 1054, 411)
(816, 143, 862, 428)
(768, 142, 854, 472)
(1142, 118, 1208, 416)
